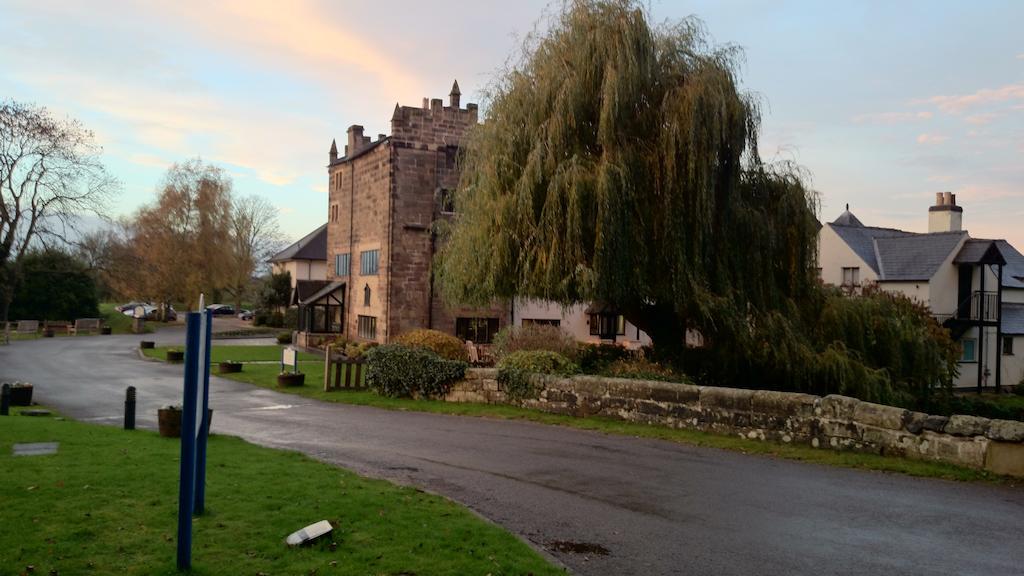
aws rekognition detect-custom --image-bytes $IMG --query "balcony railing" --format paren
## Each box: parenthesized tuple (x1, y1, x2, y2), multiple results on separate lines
(969, 291, 999, 322)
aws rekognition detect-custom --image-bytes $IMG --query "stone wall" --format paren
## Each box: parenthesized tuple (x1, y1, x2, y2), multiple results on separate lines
(446, 369, 1024, 477)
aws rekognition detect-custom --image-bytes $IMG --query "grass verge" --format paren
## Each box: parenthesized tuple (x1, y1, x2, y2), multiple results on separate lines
(216, 365, 1017, 485)
(0, 407, 563, 575)
(143, 345, 319, 364)
(101, 302, 156, 334)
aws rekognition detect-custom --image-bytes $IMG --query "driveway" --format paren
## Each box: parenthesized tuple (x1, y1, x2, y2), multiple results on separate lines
(2, 333, 1022, 575)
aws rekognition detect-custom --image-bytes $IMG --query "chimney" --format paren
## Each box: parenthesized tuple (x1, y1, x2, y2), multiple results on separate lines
(347, 125, 365, 156)
(449, 79, 461, 108)
(928, 191, 963, 233)
(329, 139, 338, 163)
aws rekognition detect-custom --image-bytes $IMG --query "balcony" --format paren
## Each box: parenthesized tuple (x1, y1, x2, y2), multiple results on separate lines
(966, 291, 999, 322)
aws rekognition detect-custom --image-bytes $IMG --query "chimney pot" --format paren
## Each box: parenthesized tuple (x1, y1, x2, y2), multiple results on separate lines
(347, 125, 365, 156)
(943, 191, 952, 205)
(935, 192, 944, 206)
(949, 193, 956, 206)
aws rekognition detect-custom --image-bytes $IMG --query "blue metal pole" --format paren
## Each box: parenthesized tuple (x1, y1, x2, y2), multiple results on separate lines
(194, 309, 213, 514)
(176, 312, 201, 570)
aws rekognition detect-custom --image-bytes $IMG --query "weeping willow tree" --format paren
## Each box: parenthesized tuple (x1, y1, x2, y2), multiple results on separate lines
(437, 0, 956, 405)
(438, 0, 817, 351)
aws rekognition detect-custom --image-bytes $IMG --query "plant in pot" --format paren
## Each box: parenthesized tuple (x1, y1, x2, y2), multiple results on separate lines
(42, 327, 55, 337)
(101, 325, 112, 335)
(166, 348, 184, 362)
(157, 405, 182, 437)
(140, 340, 155, 349)
(218, 359, 243, 374)
(277, 371, 305, 387)
(9, 382, 34, 406)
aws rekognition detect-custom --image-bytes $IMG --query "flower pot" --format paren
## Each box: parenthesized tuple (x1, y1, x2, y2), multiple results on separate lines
(101, 326, 112, 335)
(166, 350, 184, 362)
(140, 341, 155, 349)
(218, 361, 242, 374)
(42, 329, 55, 338)
(9, 384, 33, 406)
(158, 408, 213, 438)
(158, 408, 182, 437)
(277, 372, 305, 387)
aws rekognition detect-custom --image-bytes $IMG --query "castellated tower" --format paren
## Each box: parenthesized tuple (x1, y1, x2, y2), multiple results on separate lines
(315, 82, 506, 344)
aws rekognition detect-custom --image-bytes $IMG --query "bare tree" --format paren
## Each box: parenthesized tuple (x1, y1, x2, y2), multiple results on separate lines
(0, 100, 117, 326)
(226, 195, 283, 312)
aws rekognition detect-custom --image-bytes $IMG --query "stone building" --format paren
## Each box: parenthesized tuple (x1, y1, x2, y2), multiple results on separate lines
(296, 82, 508, 346)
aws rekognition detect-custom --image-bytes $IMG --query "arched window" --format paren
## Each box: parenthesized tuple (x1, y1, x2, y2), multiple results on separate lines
(363, 284, 371, 307)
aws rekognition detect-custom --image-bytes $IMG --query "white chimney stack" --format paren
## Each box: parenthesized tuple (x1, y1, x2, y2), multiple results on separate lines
(928, 191, 963, 233)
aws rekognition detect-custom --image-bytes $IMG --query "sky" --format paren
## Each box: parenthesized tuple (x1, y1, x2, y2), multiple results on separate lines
(2, 0, 1022, 249)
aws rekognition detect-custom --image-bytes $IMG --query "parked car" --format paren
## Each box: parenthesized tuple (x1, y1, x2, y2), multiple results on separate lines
(237, 309, 254, 321)
(117, 301, 150, 313)
(206, 304, 235, 316)
(122, 304, 177, 321)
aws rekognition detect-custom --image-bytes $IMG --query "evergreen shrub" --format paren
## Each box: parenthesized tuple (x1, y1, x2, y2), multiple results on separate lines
(365, 344, 467, 398)
(394, 329, 469, 362)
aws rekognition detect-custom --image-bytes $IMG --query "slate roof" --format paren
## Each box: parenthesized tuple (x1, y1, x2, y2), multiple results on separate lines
(291, 280, 331, 306)
(270, 224, 327, 263)
(300, 280, 346, 306)
(996, 240, 1024, 290)
(828, 223, 914, 274)
(873, 232, 967, 281)
(1003, 303, 1024, 335)
(832, 209, 864, 227)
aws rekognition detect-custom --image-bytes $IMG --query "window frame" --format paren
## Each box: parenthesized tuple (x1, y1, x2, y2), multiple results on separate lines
(1003, 336, 1014, 356)
(360, 249, 380, 276)
(357, 315, 377, 340)
(455, 317, 499, 344)
(960, 338, 977, 363)
(335, 253, 350, 276)
(841, 266, 860, 287)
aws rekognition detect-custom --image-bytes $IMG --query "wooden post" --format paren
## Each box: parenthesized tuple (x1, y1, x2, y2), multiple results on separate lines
(323, 345, 332, 391)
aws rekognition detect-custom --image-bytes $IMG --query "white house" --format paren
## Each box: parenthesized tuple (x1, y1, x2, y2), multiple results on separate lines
(512, 299, 653, 349)
(269, 223, 328, 293)
(819, 192, 1024, 390)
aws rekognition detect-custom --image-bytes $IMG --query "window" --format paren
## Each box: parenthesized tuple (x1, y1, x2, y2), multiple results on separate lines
(330, 204, 339, 223)
(522, 318, 560, 327)
(357, 315, 377, 340)
(589, 314, 626, 338)
(363, 284, 371, 307)
(360, 249, 380, 275)
(456, 317, 499, 344)
(960, 338, 976, 362)
(841, 267, 860, 287)
(335, 253, 350, 276)
(1004, 337, 1014, 356)
(439, 188, 456, 213)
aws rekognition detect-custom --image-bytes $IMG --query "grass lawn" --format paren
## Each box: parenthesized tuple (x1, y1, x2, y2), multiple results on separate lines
(0, 407, 563, 576)
(214, 366, 1015, 485)
(143, 345, 320, 364)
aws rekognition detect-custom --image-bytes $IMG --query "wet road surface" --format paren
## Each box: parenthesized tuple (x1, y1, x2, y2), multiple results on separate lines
(2, 331, 1022, 575)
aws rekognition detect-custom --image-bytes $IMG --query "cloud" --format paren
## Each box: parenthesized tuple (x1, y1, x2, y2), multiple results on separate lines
(311, 183, 328, 194)
(916, 133, 949, 145)
(927, 174, 954, 184)
(852, 111, 932, 124)
(279, 206, 296, 215)
(964, 113, 997, 125)
(129, 154, 172, 170)
(1018, 53, 1024, 60)
(913, 83, 1024, 114)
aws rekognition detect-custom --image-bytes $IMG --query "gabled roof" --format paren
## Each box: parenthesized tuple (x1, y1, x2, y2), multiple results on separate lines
(996, 240, 1024, 290)
(832, 208, 864, 227)
(1003, 303, 1024, 335)
(829, 223, 914, 274)
(299, 280, 346, 306)
(291, 280, 331, 307)
(270, 224, 327, 263)
(873, 232, 967, 281)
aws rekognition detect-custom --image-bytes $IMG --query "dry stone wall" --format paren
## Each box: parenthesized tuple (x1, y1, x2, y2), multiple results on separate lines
(445, 369, 1024, 477)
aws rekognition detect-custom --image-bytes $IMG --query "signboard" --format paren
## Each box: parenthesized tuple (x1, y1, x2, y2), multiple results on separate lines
(177, 295, 213, 570)
(281, 346, 298, 374)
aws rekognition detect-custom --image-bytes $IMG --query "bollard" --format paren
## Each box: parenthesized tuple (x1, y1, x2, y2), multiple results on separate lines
(124, 386, 136, 430)
(1, 383, 9, 416)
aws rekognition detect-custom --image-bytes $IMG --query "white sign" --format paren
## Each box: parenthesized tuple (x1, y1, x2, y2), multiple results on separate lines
(282, 347, 297, 368)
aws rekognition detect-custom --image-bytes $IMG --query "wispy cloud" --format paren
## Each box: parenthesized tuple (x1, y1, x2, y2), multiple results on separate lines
(852, 111, 932, 124)
(916, 133, 949, 145)
(965, 112, 998, 125)
(913, 83, 1024, 114)
(311, 183, 328, 194)
(1017, 53, 1024, 60)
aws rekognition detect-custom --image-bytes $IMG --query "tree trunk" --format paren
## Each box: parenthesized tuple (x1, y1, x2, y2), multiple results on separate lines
(622, 302, 687, 362)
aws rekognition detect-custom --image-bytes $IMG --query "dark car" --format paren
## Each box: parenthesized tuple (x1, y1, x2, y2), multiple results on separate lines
(206, 304, 235, 316)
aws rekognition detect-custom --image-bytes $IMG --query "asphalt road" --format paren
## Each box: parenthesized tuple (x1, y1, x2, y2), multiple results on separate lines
(2, 330, 1023, 575)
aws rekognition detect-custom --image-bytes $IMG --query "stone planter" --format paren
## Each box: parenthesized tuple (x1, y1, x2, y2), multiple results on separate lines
(9, 384, 33, 406)
(101, 326, 112, 335)
(277, 372, 305, 387)
(166, 350, 184, 363)
(42, 329, 54, 338)
(158, 408, 213, 438)
(218, 361, 242, 374)
(140, 341, 155, 349)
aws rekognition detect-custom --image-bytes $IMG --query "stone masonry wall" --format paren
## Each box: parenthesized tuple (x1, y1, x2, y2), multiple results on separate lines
(445, 369, 1024, 477)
